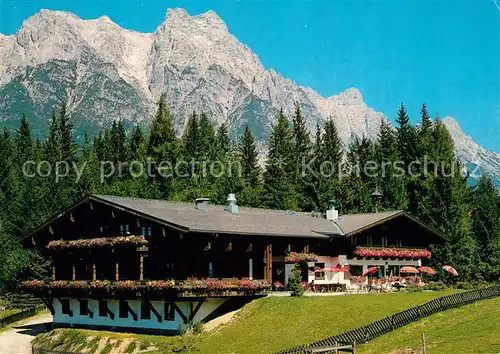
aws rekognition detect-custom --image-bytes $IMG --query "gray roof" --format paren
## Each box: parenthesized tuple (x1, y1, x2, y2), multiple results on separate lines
(93, 195, 338, 239)
(333, 210, 403, 236)
(26, 195, 446, 241)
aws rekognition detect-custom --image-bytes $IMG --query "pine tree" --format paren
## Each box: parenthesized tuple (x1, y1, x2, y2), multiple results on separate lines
(238, 125, 260, 188)
(183, 112, 199, 164)
(291, 104, 315, 210)
(129, 125, 144, 160)
(16, 113, 33, 161)
(198, 113, 216, 162)
(316, 118, 344, 210)
(343, 136, 376, 213)
(469, 176, 500, 281)
(419, 103, 433, 155)
(109, 119, 128, 163)
(395, 103, 417, 165)
(216, 123, 231, 157)
(263, 110, 297, 210)
(58, 102, 76, 162)
(376, 119, 407, 210)
(147, 94, 179, 197)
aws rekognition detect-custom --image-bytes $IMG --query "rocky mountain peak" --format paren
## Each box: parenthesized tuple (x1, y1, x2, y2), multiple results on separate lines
(0, 8, 498, 185)
(339, 87, 363, 101)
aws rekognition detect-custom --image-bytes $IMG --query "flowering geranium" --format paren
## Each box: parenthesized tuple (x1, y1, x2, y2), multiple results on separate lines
(115, 280, 139, 291)
(177, 279, 271, 293)
(146, 280, 175, 291)
(285, 252, 318, 263)
(354, 247, 431, 259)
(273, 281, 285, 290)
(47, 236, 147, 250)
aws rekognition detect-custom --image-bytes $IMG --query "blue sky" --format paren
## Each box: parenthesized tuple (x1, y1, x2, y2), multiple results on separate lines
(1, 0, 499, 151)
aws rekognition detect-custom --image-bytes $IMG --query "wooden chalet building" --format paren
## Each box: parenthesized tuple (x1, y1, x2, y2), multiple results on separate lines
(22, 194, 446, 334)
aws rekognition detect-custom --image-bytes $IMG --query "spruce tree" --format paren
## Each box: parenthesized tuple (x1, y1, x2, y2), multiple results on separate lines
(291, 104, 315, 210)
(16, 113, 33, 161)
(147, 94, 179, 197)
(58, 102, 76, 162)
(317, 118, 344, 210)
(129, 125, 144, 160)
(216, 123, 231, 156)
(238, 125, 260, 188)
(343, 136, 375, 213)
(263, 110, 297, 210)
(376, 119, 407, 210)
(469, 176, 500, 281)
(198, 113, 216, 162)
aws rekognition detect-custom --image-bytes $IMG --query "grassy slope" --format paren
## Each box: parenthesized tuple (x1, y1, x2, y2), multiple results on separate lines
(192, 290, 457, 353)
(359, 297, 500, 354)
(33, 290, 458, 354)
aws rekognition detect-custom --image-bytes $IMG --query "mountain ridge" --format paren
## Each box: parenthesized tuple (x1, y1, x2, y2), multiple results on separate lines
(0, 8, 498, 184)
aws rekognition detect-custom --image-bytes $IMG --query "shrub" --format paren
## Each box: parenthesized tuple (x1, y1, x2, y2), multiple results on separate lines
(287, 265, 305, 297)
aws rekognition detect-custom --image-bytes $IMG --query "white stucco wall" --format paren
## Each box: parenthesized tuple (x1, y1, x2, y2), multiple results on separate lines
(284, 256, 347, 286)
(345, 257, 421, 274)
(53, 297, 227, 331)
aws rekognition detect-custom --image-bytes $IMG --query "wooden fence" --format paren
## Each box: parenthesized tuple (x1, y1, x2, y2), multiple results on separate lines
(277, 285, 500, 354)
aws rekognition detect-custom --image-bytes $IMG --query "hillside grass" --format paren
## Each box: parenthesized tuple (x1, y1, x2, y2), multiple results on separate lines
(33, 290, 458, 353)
(359, 296, 500, 354)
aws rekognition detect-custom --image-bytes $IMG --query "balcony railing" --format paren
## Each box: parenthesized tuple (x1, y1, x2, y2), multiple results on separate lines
(21, 279, 271, 298)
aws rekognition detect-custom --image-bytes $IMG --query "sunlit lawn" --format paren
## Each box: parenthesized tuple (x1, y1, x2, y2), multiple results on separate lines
(192, 290, 457, 353)
(359, 297, 500, 354)
(33, 290, 460, 354)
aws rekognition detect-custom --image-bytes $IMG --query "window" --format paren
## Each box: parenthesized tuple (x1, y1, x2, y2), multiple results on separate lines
(141, 301, 151, 320)
(147, 227, 152, 237)
(141, 226, 146, 236)
(61, 299, 71, 315)
(164, 302, 175, 321)
(119, 300, 129, 319)
(125, 224, 130, 234)
(351, 235, 358, 245)
(367, 235, 373, 246)
(314, 262, 325, 280)
(349, 265, 363, 276)
(99, 300, 108, 317)
(79, 300, 88, 316)
(381, 235, 387, 247)
(120, 225, 124, 235)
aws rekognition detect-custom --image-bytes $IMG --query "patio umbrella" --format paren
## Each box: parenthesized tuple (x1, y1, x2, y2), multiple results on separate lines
(362, 267, 379, 276)
(442, 265, 458, 276)
(418, 266, 436, 275)
(400, 266, 419, 274)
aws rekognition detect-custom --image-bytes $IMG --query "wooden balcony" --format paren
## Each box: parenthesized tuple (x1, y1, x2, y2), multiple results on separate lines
(21, 279, 271, 300)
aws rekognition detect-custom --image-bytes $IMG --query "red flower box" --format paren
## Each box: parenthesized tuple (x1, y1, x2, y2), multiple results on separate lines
(353, 247, 431, 259)
(285, 252, 318, 263)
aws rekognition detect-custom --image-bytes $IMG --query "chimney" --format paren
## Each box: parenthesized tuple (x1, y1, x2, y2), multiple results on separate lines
(225, 193, 239, 214)
(326, 200, 339, 221)
(195, 198, 210, 212)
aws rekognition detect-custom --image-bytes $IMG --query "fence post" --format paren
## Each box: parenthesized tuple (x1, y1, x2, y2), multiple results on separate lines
(422, 333, 427, 354)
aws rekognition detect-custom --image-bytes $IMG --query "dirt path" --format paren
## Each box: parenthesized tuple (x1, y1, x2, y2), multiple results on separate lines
(0, 312, 53, 354)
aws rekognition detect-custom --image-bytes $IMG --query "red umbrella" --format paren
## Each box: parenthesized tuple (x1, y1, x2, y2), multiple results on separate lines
(362, 267, 379, 276)
(442, 265, 458, 276)
(400, 266, 419, 274)
(418, 266, 437, 275)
